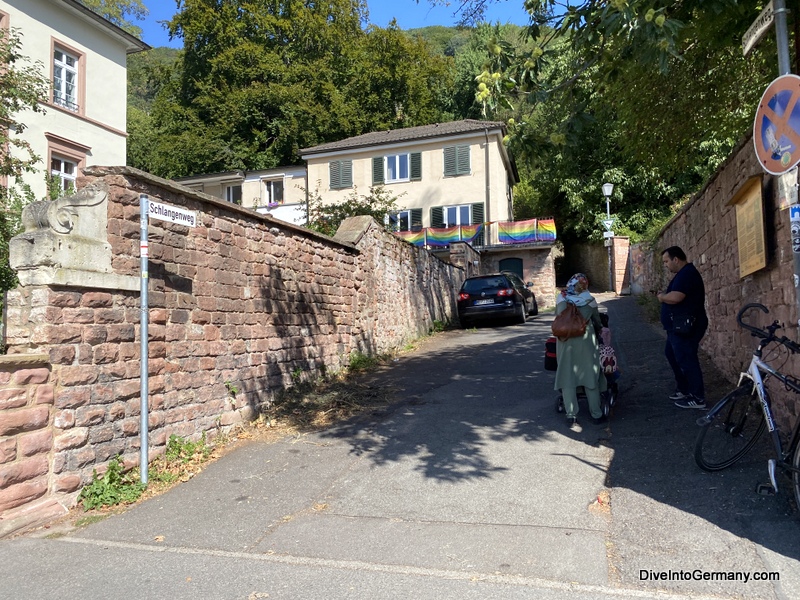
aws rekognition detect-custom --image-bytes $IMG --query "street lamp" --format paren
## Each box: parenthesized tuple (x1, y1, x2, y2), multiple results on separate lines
(602, 183, 614, 293)
(602, 182, 614, 219)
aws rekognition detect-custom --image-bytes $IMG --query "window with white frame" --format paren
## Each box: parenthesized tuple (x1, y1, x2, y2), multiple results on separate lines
(388, 210, 410, 231)
(443, 204, 471, 226)
(51, 155, 77, 191)
(385, 154, 409, 183)
(53, 47, 79, 111)
(263, 179, 284, 205)
(224, 184, 242, 205)
(387, 208, 422, 232)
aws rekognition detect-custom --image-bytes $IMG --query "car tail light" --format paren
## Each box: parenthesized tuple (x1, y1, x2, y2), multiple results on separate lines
(496, 288, 515, 297)
(458, 292, 471, 301)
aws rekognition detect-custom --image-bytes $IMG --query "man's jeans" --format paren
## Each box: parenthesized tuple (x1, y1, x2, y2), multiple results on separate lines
(665, 323, 707, 400)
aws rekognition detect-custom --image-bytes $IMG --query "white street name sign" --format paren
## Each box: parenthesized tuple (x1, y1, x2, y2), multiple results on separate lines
(743, 1, 774, 56)
(148, 201, 197, 228)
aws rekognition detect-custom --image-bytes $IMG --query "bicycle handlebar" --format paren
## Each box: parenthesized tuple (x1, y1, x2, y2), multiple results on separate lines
(736, 303, 800, 354)
(736, 303, 769, 337)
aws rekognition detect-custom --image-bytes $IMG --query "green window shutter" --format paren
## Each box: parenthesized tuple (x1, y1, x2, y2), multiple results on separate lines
(329, 161, 340, 189)
(443, 146, 456, 176)
(410, 152, 422, 181)
(430, 206, 444, 228)
(410, 208, 423, 230)
(372, 156, 384, 185)
(456, 145, 470, 175)
(330, 160, 353, 189)
(471, 202, 484, 225)
(471, 202, 485, 246)
(341, 160, 352, 188)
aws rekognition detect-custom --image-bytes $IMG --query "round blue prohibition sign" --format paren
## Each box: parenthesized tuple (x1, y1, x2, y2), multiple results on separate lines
(754, 74, 800, 175)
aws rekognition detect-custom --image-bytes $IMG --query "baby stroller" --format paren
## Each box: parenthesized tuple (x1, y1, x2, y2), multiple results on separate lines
(545, 312, 620, 417)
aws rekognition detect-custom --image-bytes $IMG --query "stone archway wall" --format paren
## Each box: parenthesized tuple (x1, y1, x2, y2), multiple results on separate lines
(0, 166, 462, 535)
(632, 135, 799, 431)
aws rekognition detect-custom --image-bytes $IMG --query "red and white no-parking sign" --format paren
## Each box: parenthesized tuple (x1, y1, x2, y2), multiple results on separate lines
(754, 74, 800, 175)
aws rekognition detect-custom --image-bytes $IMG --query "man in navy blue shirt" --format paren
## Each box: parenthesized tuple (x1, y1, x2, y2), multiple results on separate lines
(656, 246, 708, 409)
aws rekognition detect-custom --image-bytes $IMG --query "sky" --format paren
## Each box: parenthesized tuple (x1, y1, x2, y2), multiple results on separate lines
(138, 0, 531, 49)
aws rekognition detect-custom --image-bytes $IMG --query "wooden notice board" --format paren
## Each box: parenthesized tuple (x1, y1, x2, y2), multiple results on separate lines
(730, 176, 767, 278)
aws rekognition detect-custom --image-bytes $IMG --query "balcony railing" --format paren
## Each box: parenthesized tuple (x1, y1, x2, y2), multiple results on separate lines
(393, 217, 556, 249)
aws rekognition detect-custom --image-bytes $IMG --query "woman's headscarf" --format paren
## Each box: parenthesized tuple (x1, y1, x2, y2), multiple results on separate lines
(561, 273, 597, 307)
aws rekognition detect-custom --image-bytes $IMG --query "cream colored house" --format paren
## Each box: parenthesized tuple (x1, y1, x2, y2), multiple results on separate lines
(0, 0, 148, 200)
(300, 119, 517, 245)
(174, 165, 308, 226)
(301, 120, 557, 304)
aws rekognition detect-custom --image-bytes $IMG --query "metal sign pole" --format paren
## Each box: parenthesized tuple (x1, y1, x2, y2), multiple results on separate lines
(771, 1, 800, 328)
(139, 194, 150, 485)
(774, 0, 791, 76)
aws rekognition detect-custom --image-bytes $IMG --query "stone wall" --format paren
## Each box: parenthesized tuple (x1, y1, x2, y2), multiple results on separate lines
(480, 247, 558, 309)
(631, 136, 799, 430)
(0, 167, 463, 536)
(0, 355, 68, 537)
(610, 237, 630, 294)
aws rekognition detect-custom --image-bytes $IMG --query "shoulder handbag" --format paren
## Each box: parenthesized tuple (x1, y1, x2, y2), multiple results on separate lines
(552, 302, 589, 341)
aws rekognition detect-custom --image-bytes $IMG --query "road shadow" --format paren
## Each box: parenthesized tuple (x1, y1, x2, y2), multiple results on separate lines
(317, 314, 611, 483)
(601, 295, 800, 568)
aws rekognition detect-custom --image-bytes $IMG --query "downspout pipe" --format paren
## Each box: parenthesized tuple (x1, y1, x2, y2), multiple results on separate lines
(484, 128, 491, 238)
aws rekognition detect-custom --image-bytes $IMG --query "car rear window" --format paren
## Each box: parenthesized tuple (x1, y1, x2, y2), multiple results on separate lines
(462, 277, 509, 293)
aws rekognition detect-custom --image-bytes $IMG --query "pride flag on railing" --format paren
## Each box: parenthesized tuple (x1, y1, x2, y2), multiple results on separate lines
(459, 223, 483, 243)
(498, 219, 538, 243)
(426, 226, 462, 246)
(394, 230, 426, 246)
(537, 218, 557, 242)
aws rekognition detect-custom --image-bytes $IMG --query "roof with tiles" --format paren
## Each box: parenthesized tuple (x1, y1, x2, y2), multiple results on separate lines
(300, 119, 507, 156)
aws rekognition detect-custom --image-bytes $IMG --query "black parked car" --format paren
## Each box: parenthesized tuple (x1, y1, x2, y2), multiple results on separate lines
(457, 272, 538, 328)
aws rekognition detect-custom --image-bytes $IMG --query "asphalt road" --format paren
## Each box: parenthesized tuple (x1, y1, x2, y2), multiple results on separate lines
(1, 294, 799, 599)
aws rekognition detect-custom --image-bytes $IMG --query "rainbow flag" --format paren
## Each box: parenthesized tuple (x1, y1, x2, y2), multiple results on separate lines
(498, 219, 538, 243)
(460, 224, 483, 243)
(537, 218, 557, 241)
(426, 226, 462, 246)
(394, 230, 426, 246)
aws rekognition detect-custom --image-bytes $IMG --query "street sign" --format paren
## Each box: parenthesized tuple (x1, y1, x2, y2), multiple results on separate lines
(743, 0, 774, 56)
(148, 200, 197, 227)
(602, 231, 614, 238)
(753, 74, 800, 175)
(602, 219, 614, 231)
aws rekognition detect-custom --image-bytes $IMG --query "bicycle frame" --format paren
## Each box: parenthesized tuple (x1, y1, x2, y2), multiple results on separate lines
(705, 348, 800, 491)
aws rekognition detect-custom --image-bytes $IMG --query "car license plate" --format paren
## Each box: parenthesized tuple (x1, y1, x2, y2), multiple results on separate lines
(474, 299, 494, 305)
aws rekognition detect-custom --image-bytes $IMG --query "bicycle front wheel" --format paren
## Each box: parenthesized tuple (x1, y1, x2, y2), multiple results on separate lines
(792, 440, 800, 512)
(695, 384, 766, 471)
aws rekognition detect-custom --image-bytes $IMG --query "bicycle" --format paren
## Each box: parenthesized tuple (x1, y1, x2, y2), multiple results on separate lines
(694, 303, 800, 510)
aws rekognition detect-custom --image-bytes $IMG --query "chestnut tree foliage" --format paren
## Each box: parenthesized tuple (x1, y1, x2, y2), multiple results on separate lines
(442, 0, 780, 242)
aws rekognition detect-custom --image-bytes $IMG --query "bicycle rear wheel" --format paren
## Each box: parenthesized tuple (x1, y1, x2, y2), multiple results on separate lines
(695, 384, 766, 471)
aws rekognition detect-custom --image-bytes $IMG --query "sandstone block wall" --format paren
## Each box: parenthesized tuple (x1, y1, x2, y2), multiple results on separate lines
(0, 167, 462, 534)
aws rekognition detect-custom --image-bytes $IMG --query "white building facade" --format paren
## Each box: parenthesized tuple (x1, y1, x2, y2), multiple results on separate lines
(1, 0, 148, 200)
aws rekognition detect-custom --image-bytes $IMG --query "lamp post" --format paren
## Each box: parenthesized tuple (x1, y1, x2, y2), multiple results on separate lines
(602, 183, 614, 292)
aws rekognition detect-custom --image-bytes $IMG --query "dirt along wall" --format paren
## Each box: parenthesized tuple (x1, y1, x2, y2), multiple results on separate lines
(0, 166, 463, 536)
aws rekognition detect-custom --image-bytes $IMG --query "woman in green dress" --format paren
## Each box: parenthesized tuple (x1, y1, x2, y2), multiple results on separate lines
(554, 273, 607, 431)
